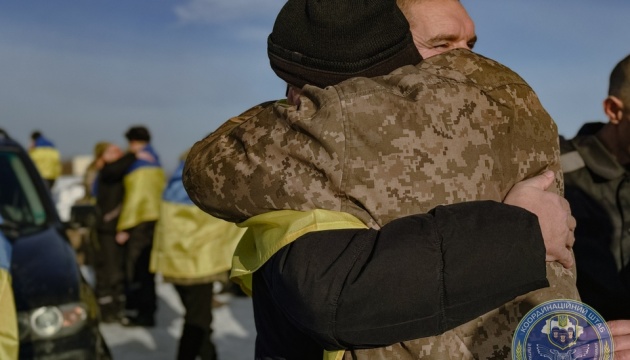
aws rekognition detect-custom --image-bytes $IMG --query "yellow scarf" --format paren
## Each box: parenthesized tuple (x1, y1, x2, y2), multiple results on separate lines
(231, 209, 368, 360)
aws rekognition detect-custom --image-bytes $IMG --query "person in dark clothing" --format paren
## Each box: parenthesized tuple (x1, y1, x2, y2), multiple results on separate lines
(560, 54, 630, 320)
(121, 221, 158, 326)
(92, 142, 155, 322)
(92, 142, 137, 322)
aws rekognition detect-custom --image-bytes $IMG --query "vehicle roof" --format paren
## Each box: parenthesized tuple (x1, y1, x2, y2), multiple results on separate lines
(0, 129, 25, 149)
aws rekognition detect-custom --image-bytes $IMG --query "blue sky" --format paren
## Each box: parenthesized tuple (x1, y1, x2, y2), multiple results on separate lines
(1, 0, 629, 173)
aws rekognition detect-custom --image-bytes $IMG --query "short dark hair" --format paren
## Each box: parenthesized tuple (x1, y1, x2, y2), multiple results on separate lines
(125, 126, 151, 142)
(609, 54, 630, 104)
(31, 131, 42, 140)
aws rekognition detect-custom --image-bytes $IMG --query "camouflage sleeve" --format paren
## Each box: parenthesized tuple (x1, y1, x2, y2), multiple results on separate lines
(182, 92, 354, 224)
(258, 201, 547, 349)
(182, 101, 283, 222)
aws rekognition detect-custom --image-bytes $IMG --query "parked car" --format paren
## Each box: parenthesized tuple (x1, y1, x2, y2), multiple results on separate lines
(0, 129, 111, 359)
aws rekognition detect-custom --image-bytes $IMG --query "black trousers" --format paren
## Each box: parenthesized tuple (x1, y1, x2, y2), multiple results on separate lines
(124, 221, 156, 318)
(94, 231, 125, 319)
(175, 283, 217, 360)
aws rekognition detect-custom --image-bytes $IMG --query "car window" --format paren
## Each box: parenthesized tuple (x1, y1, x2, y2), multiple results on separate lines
(0, 150, 48, 231)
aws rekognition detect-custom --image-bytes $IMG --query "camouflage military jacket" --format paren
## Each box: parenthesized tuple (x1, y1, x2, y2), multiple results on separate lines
(184, 49, 579, 359)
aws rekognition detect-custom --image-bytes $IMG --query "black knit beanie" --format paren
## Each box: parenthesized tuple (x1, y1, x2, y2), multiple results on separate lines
(268, 0, 422, 89)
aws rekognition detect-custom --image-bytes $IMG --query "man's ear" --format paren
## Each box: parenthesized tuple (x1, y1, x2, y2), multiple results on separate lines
(603, 96, 624, 124)
(286, 85, 302, 107)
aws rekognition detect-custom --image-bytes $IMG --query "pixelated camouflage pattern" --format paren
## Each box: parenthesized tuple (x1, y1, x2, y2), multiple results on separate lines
(183, 49, 579, 358)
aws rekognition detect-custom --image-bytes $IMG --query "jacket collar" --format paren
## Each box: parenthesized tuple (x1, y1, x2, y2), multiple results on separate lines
(572, 135, 626, 180)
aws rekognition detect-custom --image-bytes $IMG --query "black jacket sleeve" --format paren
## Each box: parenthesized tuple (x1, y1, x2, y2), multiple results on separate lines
(99, 153, 136, 183)
(257, 200, 548, 350)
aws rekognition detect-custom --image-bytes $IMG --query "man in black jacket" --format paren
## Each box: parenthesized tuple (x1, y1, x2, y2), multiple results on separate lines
(92, 142, 155, 323)
(561, 54, 630, 320)
(93, 143, 137, 322)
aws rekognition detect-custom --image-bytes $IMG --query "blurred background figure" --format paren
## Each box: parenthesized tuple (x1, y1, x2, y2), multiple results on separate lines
(150, 150, 246, 360)
(561, 53, 630, 320)
(80, 142, 109, 206)
(28, 131, 61, 190)
(117, 126, 165, 327)
(91, 141, 138, 323)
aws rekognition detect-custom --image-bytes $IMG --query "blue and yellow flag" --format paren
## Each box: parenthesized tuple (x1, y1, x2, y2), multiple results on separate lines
(150, 160, 246, 280)
(117, 144, 165, 231)
(28, 136, 61, 181)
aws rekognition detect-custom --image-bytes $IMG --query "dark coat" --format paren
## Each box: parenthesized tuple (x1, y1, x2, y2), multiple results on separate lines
(561, 125, 630, 320)
(95, 153, 136, 234)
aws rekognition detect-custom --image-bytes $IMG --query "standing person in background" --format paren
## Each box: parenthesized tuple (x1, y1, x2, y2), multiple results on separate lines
(28, 131, 61, 189)
(150, 150, 246, 360)
(92, 142, 139, 322)
(65, 143, 112, 268)
(117, 126, 165, 327)
(561, 54, 630, 320)
(0, 229, 18, 360)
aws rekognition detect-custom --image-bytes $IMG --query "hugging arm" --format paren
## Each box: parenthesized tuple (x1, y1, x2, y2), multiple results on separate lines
(255, 172, 575, 349)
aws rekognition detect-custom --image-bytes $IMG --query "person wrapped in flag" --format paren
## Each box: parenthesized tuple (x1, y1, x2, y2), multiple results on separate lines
(28, 131, 61, 189)
(116, 125, 165, 327)
(151, 150, 246, 360)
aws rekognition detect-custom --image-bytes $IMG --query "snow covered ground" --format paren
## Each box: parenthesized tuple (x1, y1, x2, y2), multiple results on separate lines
(100, 277, 256, 360)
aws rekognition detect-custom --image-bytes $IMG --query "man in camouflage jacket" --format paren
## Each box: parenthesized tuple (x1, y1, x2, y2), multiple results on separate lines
(185, 47, 579, 359)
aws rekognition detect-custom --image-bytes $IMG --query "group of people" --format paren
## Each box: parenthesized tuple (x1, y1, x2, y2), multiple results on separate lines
(14, 0, 630, 359)
(183, 0, 630, 359)
(85, 126, 163, 328)
(83, 125, 244, 360)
